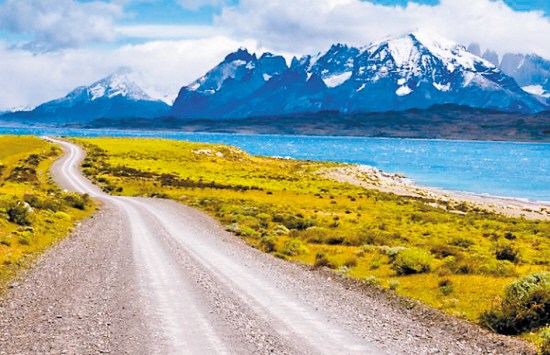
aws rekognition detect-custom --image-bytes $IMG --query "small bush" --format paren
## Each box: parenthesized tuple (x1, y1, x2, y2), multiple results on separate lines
(272, 224, 290, 236)
(438, 278, 454, 295)
(343, 256, 358, 268)
(7, 201, 31, 226)
(364, 276, 380, 286)
(389, 280, 400, 291)
(392, 248, 433, 275)
(314, 252, 335, 269)
(258, 235, 277, 253)
(279, 239, 309, 256)
(449, 237, 474, 249)
(18, 235, 31, 245)
(495, 243, 520, 263)
(369, 259, 381, 270)
(480, 272, 550, 334)
(63, 193, 89, 210)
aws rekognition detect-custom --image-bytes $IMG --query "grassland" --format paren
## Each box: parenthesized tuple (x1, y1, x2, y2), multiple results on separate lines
(0, 136, 94, 290)
(76, 137, 549, 349)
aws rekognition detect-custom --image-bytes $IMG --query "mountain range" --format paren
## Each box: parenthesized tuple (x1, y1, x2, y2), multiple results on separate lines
(1, 32, 549, 127)
(2, 70, 170, 124)
(172, 32, 547, 119)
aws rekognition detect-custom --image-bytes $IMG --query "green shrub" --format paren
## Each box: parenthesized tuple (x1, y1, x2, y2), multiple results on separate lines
(364, 275, 380, 286)
(314, 252, 335, 269)
(279, 239, 309, 256)
(495, 243, 520, 263)
(0, 236, 11, 246)
(258, 235, 277, 253)
(369, 259, 381, 270)
(438, 278, 454, 295)
(389, 280, 400, 291)
(392, 248, 433, 275)
(272, 224, 290, 235)
(7, 201, 31, 226)
(238, 226, 260, 238)
(479, 260, 517, 277)
(449, 237, 474, 249)
(480, 272, 550, 334)
(18, 235, 31, 245)
(343, 256, 358, 268)
(63, 193, 89, 210)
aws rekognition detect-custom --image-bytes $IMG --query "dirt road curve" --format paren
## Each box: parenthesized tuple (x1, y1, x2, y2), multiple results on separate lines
(0, 138, 535, 354)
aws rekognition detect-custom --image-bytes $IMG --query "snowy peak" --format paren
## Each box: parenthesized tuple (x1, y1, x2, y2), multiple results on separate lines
(87, 71, 153, 101)
(172, 32, 547, 119)
(293, 43, 360, 88)
(351, 32, 506, 98)
(4, 69, 171, 123)
(59, 70, 156, 103)
(366, 32, 495, 74)
(187, 48, 287, 95)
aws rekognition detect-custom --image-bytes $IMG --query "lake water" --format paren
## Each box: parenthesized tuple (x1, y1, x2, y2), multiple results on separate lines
(1, 126, 549, 202)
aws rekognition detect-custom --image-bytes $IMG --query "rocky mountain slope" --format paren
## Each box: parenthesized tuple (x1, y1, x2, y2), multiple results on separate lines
(171, 32, 547, 119)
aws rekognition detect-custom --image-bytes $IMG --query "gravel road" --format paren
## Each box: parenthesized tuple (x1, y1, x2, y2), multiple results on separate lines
(0, 138, 536, 354)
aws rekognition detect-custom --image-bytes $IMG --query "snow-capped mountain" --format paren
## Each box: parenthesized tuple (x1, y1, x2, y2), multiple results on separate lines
(172, 32, 546, 119)
(171, 49, 288, 118)
(2, 70, 170, 124)
(500, 53, 550, 103)
(466, 45, 550, 104)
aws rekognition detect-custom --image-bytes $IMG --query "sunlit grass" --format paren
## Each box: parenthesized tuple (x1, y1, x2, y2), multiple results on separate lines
(76, 137, 549, 347)
(0, 136, 95, 290)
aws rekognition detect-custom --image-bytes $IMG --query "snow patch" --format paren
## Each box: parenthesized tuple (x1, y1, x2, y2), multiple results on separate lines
(323, 71, 352, 88)
(387, 36, 417, 67)
(263, 74, 272, 81)
(396, 86, 412, 96)
(397, 78, 406, 85)
(522, 85, 550, 98)
(433, 82, 451, 92)
(189, 82, 201, 91)
(356, 83, 366, 92)
(90, 85, 106, 100)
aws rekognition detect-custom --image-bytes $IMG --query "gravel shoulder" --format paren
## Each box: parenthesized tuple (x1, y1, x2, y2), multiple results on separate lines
(0, 138, 537, 354)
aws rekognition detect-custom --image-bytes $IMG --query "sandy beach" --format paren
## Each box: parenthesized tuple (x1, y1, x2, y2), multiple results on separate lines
(323, 165, 550, 221)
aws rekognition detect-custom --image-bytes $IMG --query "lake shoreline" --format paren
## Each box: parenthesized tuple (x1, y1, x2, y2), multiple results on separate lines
(1, 127, 549, 207)
(324, 164, 550, 220)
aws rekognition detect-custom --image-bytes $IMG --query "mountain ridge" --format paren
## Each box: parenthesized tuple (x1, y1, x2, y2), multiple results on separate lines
(171, 32, 547, 119)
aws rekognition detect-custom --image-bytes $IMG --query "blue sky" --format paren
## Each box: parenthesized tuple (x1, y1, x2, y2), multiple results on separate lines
(0, 0, 548, 110)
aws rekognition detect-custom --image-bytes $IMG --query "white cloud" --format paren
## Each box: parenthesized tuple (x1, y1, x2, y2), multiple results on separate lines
(0, 36, 258, 110)
(115, 24, 221, 40)
(0, 0, 123, 51)
(177, 0, 228, 11)
(216, 0, 550, 59)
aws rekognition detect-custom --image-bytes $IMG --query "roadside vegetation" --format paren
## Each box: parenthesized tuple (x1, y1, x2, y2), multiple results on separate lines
(0, 136, 94, 291)
(76, 137, 549, 351)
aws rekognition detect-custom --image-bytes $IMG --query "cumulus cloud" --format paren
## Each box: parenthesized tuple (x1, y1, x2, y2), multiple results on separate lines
(0, 36, 258, 110)
(0, 0, 123, 52)
(216, 0, 550, 59)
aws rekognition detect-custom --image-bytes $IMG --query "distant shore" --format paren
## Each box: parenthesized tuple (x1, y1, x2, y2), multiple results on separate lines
(325, 165, 550, 220)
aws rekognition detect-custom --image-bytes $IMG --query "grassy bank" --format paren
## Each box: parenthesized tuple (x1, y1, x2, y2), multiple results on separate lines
(76, 137, 549, 350)
(0, 136, 94, 290)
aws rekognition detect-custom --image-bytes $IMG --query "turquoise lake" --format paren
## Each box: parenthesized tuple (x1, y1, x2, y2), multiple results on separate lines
(1, 127, 549, 202)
